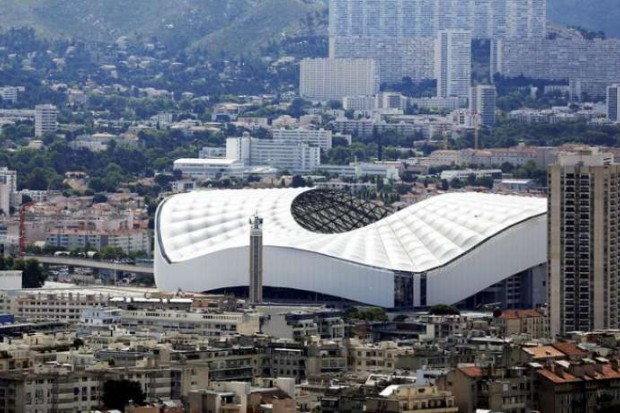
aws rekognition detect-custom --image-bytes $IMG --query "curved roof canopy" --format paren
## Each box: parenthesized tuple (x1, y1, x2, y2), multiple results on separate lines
(157, 188, 546, 274)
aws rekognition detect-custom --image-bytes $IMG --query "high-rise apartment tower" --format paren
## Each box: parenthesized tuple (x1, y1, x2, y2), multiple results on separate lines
(548, 148, 620, 336)
(606, 84, 620, 122)
(436, 30, 472, 99)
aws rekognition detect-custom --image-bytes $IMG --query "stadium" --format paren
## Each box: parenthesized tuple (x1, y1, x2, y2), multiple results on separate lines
(154, 188, 548, 308)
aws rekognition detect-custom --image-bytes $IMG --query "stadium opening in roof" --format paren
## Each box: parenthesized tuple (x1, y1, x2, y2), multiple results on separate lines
(154, 188, 548, 309)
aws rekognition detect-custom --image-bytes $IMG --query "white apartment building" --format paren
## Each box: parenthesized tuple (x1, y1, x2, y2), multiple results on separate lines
(300, 58, 378, 101)
(0, 87, 19, 103)
(272, 128, 333, 151)
(436, 30, 472, 99)
(329, 0, 545, 83)
(120, 309, 261, 337)
(330, 36, 436, 83)
(343, 95, 377, 111)
(0, 271, 22, 290)
(492, 38, 620, 99)
(226, 133, 321, 172)
(44, 229, 150, 255)
(173, 158, 245, 180)
(34, 104, 58, 137)
(329, 0, 546, 40)
(198, 146, 226, 159)
(11, 291, 110, 323)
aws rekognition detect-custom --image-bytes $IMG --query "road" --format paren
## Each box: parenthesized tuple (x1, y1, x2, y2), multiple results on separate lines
(24, 255, 154, 275)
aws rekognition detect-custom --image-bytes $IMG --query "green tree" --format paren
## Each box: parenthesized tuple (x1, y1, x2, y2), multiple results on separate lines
(291, 175, 307, 188)
(15, 259, 46, 288)
(428, 304, 461, 316)
(102, 379, 145, 411)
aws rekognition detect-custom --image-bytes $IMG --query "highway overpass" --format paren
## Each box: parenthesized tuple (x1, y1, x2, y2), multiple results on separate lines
(24, 256, 154, 275)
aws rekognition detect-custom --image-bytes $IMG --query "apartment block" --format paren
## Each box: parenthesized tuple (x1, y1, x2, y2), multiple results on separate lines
(34, 104, 58, 137)
(300, 58, 378, 101)
(548, 148, 620, 336)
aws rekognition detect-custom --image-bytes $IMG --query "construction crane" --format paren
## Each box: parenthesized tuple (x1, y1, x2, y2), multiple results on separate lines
(19, 201, 35, 258)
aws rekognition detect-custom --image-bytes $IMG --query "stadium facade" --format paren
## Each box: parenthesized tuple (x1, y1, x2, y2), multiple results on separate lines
(155, 188, 547, 308)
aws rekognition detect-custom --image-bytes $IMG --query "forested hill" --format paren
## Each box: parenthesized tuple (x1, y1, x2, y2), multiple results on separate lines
(0, 0, 327, 54)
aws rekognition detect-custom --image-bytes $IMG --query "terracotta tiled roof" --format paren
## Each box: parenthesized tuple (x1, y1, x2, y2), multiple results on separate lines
(551, 342, 588, 357)
(458, 366, 483, 378)
(522, 345, 565, 360)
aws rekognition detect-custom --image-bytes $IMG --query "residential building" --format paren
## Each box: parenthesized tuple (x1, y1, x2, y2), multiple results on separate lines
(548, 148, 620, 336)
(44, 229, 150, 255)
(493, 38, 620, 99)
(0, 87, 19, 104)
(367, 385, 458, 413)
(272, 128, 333, 151)
(300, 58, 378, 101)
(436, 30, 472, 99)
(198, 146, 227, 159)
(347, 340, 410, 373)
(493, 309, 548, 339)
(343, 95, 376, 112)
(34, 104, 58, 137)
(438, 365, 533, 413)
(329, 0, 545, 83)
(226, 133, 321, 172)
(0, 167, 17, 213)
(120, 308, 261, 337)
(607, 84, 620, 121)
(470, 84, 496, 126)
(173, 158, 245, 180)
(12, 291, 110, 323)
(535, 358, 620, 413)
(260, 308, 346, 340)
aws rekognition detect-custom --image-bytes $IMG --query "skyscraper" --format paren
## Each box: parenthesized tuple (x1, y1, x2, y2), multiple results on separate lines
(548, 148, 620, 336)
(436, 30, 472, 98)
(248, 214, 264, 305)
(606, 84, 620, 121)
(470, 84, 497, 126)
(34, 104, 58, 137)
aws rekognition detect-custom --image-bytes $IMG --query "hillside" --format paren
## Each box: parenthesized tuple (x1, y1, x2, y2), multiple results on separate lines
(0, 0, 326, 54)
(547, 0, 619, 38)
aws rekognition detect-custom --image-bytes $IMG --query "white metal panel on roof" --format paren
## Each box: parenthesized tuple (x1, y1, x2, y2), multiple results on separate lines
(158, 188, 546, 273)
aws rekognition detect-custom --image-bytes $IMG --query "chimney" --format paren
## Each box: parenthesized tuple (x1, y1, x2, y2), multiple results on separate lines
(611, 359, 619, 372)
(583, 360, 595, 377)
(594, 358, 606, 374)
(554, 363, 565, 378)
(569, 362, 585, 378)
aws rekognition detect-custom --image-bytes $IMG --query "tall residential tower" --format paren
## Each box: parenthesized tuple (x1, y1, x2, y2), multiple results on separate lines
(548, 148, 620, 336)
(436, 30, 472, 99)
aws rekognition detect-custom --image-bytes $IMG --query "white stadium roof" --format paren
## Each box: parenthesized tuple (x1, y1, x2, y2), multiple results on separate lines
(157, 188, 546, 274)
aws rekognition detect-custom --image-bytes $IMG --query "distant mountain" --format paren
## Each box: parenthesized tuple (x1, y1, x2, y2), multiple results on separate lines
(0, 0, 326, 54)
(547, 0, 620, 38)
(0, 0, 617, 56)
